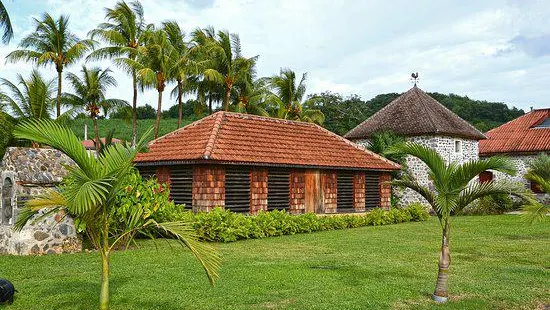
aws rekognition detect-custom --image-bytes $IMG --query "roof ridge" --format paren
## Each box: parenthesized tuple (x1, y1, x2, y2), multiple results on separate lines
(313, 123, 401, 169)
(203, 111, 225, 159)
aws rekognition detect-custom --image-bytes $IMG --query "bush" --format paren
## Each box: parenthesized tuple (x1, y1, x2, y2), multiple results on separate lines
(460, 194, 518, 215)
(158, 205, 430, 243)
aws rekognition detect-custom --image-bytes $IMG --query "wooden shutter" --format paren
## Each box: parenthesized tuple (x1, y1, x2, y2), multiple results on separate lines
(138, 166, 156, 179)
(337, 171, 354, 212)
(170, 166, 193, 208)
(267, 169, 290, 211)
(225, 167, 251, 213)
(365, 172, 380, 209)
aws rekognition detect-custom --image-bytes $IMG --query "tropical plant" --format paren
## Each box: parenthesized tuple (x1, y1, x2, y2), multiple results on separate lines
(195, 28, 258, 111)
(6, 13, 95, 118)
(13, 120, 220, 310)
(367, 131, 406, 165)
(88, 0, 145, 145)
(116, 27, 174, 138)
(522, 153, 550, 222)
(389, 142, 530, 303)
(0, 0, 13, 44)
(63, 66, 127, 144)
(267, 68, 325, 124)
(231, 78, 270, 116)
(0, 70, 56, 120)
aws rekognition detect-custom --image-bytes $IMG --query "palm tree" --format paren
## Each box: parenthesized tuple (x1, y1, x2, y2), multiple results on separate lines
(13, 120, 220, 310)
(0, 70, 56, 120)
(522, 153, 550, 222)
(117, 27, 174, 138)
(0, 0, 13, 44)
(6, 13, 95, 118)
(88, 0, 145, 145)
(267, 68, 325, 124)
(231, 78, 270, 116)
(367, 131, 407, 165)
(63, 66, 127, 144)
(389, 142, 529, 303)
(195, 28, 258, 111)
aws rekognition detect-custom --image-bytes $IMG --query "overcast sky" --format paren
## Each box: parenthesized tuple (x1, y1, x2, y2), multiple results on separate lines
(2, 0, 550, 113)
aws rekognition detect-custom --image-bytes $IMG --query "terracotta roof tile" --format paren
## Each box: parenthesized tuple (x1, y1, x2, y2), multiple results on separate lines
(345, 86, 486, 140)
(135, 112, 400, 171)
(479, 108, 550, 155)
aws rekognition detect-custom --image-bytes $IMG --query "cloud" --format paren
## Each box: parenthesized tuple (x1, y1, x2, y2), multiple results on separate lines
(508, 34, 550, 57)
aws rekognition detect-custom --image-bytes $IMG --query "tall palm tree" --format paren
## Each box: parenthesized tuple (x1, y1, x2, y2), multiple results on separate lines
(6, 13, 95, 118)
(389, 142, 530, 303)
(522, 153, 550, 222)
(0, 0, 13, 44)
(88, 0, 145, 145)
(0, 70, 56, 120)
(63, 66, 127, 144)
(267, 68, 325, 124)
(13, 120, 220, 310)
(231, 78, 270, 116)
(195, 28, 258, 111)
(117, 27, 174, 138)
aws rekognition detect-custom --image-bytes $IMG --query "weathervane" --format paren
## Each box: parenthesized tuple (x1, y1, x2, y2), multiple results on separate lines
(411, 72, 419, 86)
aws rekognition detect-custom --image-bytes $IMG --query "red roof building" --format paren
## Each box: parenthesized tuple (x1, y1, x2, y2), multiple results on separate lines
(135, 112, 400, 214)
(479, 108, 550, 156)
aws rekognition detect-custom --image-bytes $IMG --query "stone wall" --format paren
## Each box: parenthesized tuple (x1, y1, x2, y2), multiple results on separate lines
(356, 135, 479, 207)
(0, 147, 81, 255)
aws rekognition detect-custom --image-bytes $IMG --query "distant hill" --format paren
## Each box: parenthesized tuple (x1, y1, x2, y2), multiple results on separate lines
(309, 91, 526, 136)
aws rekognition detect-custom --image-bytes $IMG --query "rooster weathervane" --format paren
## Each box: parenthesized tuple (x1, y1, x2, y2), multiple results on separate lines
(411, 72, 419, 86)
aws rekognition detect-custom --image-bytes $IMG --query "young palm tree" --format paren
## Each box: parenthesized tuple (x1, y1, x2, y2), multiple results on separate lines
(522, 153, 550, 222)
(6, 13, 95, 117)
(195, 28, 258, 111)
(63, 66, 127, 144)
(267, 68, 325, 124)
(0, 0, 13, 44)
(0, 70, 56, 120)
(390, 142, 529, 303)
(116, 27, 174, 138)
(88, 0, 145, 145)
(13, 120, 220, 310)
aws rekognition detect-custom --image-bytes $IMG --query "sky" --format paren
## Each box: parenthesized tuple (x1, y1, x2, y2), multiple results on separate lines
(1, 0, 550, 113)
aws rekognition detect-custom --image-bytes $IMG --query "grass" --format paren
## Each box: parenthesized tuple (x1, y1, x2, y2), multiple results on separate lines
(0, 215, 548, 309)
(68, 117, 197, 144)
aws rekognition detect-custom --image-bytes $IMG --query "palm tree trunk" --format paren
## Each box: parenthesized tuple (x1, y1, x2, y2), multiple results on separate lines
(154, 90, 162, 139)
(433, 220, 451, 303)
(223, 84, 232, 111)
(208, 96, 213, 115)
(92, 116, 100, 151)
(99, 216, 110, 310)
(177, 80, 183, 128)
(131, 72, 138, 147)
(56, 70, 62, 118)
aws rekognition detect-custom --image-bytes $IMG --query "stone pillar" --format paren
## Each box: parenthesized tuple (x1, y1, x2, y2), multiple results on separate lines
(250, 168, 268, 215)
(322, 171, 337, 213)
(192, 166, 225, 212)
(353, 172, 366, 212)
(289, 170, 306, 214)
(379, 173, 392, 210)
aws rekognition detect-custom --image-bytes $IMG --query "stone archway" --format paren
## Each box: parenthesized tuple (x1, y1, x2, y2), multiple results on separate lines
(1, 177, 14, 225)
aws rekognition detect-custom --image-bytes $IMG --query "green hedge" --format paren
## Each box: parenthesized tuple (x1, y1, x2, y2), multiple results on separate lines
(158, 204, 430, 243)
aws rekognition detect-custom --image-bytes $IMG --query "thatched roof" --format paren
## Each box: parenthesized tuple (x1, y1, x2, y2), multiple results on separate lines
(345, 86, 486, 140)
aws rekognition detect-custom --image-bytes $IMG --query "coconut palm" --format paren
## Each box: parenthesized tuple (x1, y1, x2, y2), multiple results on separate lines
(389, 142, 530, 303)
(88, 0, 145, 145)
(522, 153, 550, 222)
(13, 119, 220, 310)
(195, 28, 258, 111)
(6, 13, 95, 118)
(267, 68, 325, 124)
(63, 66, 127, 144)
(116, 27, 174, 138)
(231, 78, 270, 116)
(0, 0, 13, 44)
(0, 70, 56, 120)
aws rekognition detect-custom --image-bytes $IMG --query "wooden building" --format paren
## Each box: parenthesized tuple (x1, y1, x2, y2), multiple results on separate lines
(134, 112, 400, 214)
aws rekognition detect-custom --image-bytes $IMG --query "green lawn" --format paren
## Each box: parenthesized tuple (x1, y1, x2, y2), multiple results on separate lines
(0, 215, 548, 309)
(68, 117, 196, 144)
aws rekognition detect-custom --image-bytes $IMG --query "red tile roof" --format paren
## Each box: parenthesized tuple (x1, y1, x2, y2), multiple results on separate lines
(82, 138, 121, 150)
(135, 112, 400, 171)
(479, 108, 550, 156)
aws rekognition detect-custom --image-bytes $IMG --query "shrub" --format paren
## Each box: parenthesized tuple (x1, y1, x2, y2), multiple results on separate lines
(460, 194, 518, 215)
(158, 205, 430, 243)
